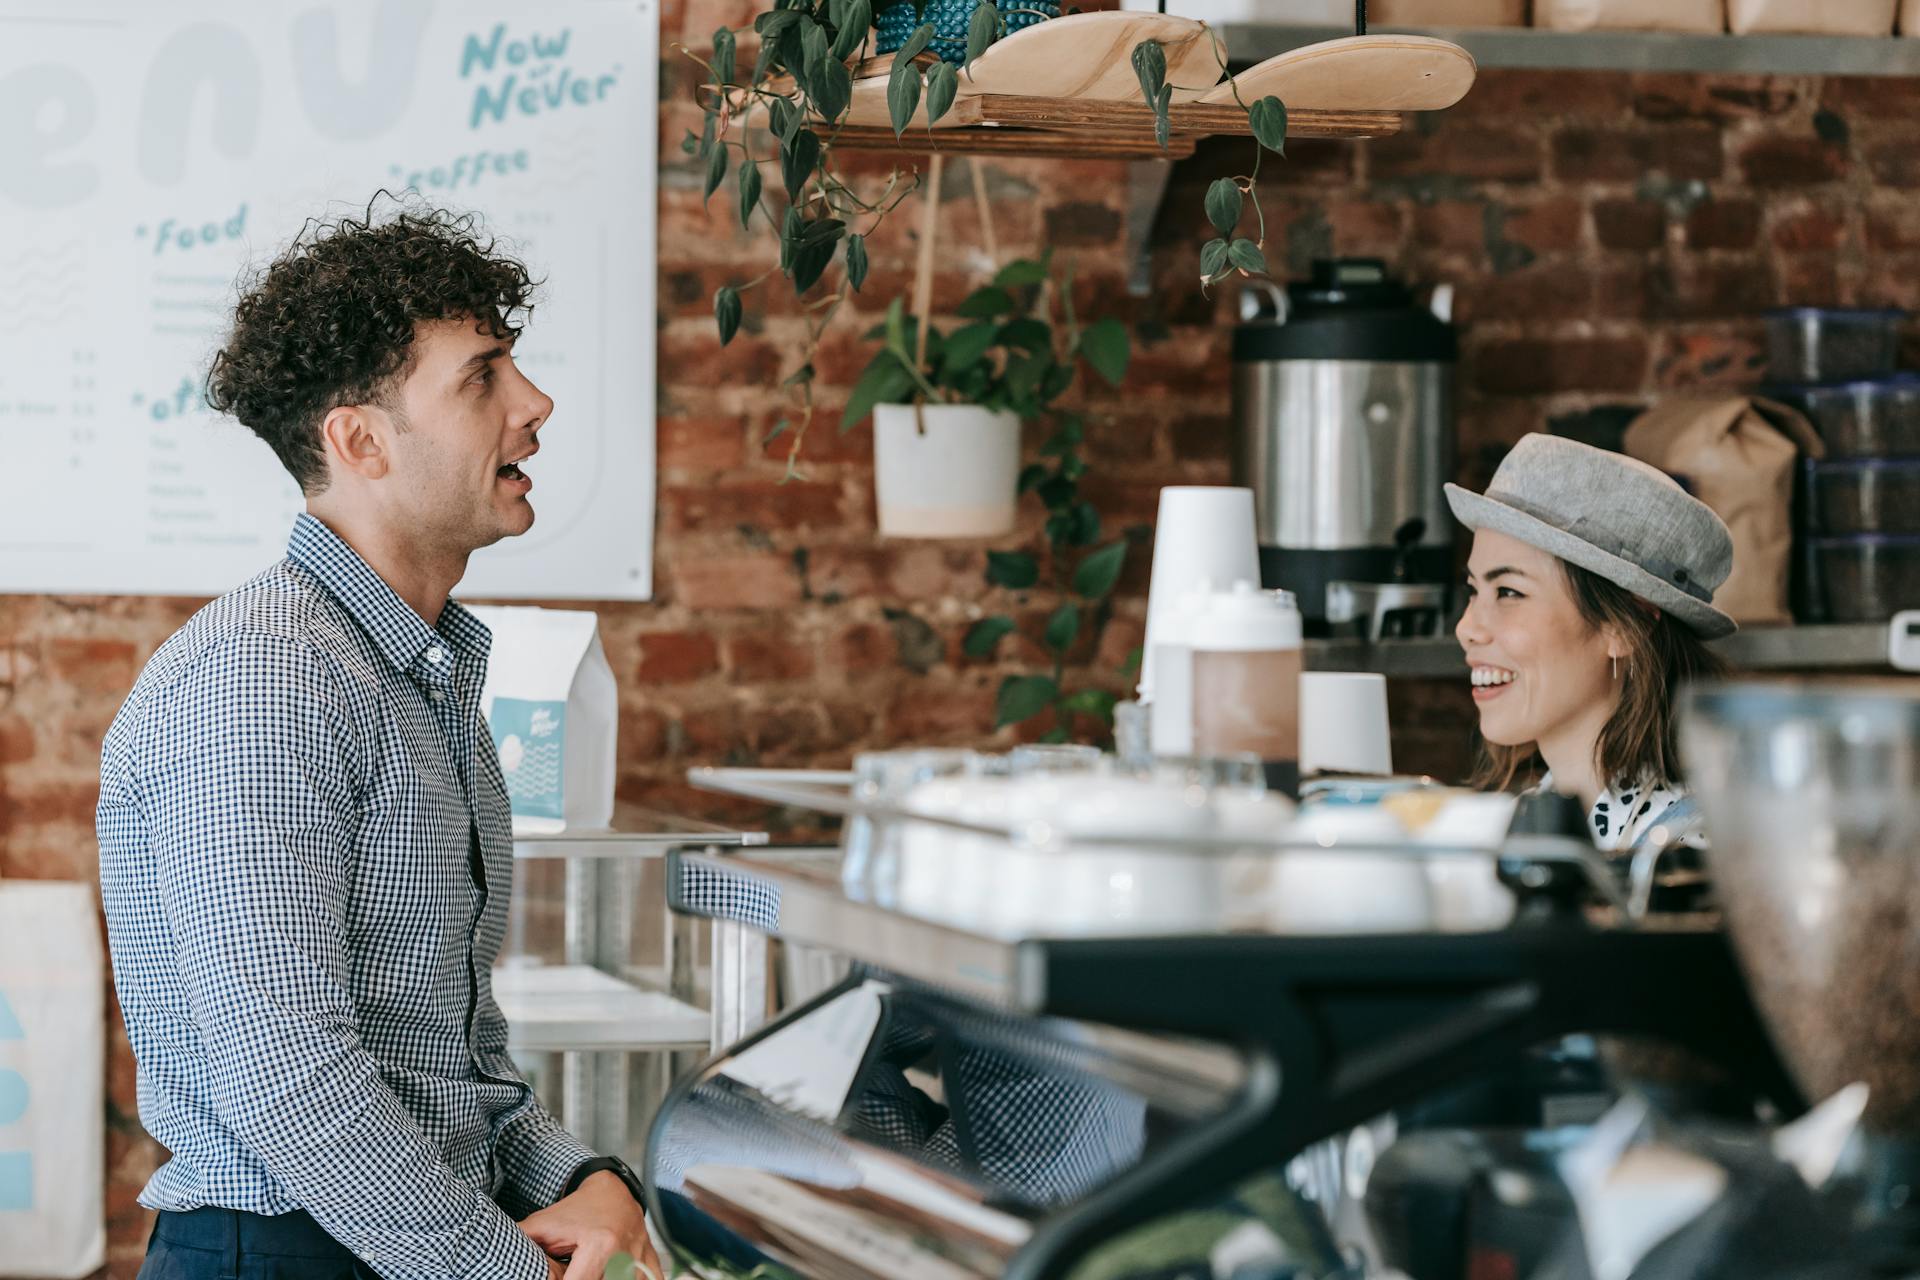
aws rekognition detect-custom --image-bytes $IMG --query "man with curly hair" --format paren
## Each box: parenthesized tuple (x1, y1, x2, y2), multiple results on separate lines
(97, 202, 662, 1280)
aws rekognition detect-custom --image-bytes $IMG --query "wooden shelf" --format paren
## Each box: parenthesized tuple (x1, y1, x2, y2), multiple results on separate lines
(814, 94, 1400, 157)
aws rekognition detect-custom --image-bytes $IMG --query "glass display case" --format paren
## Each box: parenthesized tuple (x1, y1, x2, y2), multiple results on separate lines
(496, 802, 766, 1161)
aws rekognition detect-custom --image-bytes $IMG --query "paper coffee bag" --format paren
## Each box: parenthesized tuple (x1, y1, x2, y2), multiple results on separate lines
(468, 605, 617, 833)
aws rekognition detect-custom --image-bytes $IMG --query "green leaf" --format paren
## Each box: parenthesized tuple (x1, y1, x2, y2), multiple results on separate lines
(1130, 38, 1166, 103)
(713, 27, 737, 85)
(1249, 94, 1287, 155)
(1017, 463, 1048, 494)
(897, 21, 935, 61)
(768, 95, 803, 141)
(801, 21, 831, 93)
(681, 128, 701, 156)
(1004, 349, 1050, 400)
(792, 237, 835, 293)
(842, 353, 916, 429)
(1072, 539, 1128, 599)
(830, 0, 872, 60)
(782, 129, 820, 201)
(752, 33, 781, 85)
(1228, 237, 1267, 276)
(1205, 177, 1242, 238)
(993, 258, 1049, 288)
(997, 317, 1050, 352)
(714, 285, 742, 346)
(815, 56, 853, 122)
(1078, 317, 1129, 386)
(1154, 84, 1172, 150)
(1043, 603, 1080, 654)
(765, 419, 792, 443)
(703, 139, 729, 203)
(1050, 500, 1099, 547)
(1039, 726, 1070, 744)
(995, 674, 1060, 729)
(845, 233, 869, 291)
(780, 205, 803, 271)
(883, 296, 910, 357)
(925, 60, 959, 126)
(799, 216, 846, 246)
(887, 57, 922, 135)
(783, 362, 815, 387)
(1119, 646, 1143, 679)
(956, 285, 1014, 318)
(985, 550, 1039, 589)
(939, 320, 998, 377)
(755, 9, 802, 37)
(1060, 687, 1119, 721)
(963, 615, 1016, 659)
(737, 161, 762, 231)
(1199, 237, 1230, 280)
(964, 0, 998, 75)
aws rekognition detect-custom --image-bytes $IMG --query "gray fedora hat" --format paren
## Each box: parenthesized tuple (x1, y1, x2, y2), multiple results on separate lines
(1445, 433, 1737, 639)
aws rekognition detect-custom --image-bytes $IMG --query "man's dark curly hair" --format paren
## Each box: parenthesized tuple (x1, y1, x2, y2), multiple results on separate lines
(206, 198, 537, 494)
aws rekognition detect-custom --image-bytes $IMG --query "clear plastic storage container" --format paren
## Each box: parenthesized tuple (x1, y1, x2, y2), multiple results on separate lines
(1766, 377, 1920, 456)
(1808, 536, 1920, 622)
(1806, 458, 1920, 536)
(1763, 307, 1904, 384)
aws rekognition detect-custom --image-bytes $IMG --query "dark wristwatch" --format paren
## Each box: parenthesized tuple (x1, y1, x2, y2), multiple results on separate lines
(566, 1155, 646, 1206)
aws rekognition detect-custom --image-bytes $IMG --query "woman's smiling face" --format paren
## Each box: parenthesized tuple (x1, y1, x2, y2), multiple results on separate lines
(1455, 529, 1619, 750)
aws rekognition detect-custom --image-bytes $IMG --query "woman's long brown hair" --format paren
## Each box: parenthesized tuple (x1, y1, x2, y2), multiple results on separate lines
(1474, 562, 1728, 793)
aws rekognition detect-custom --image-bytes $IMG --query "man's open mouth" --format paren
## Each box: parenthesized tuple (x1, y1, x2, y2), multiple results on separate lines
(497, 462, 527, 481)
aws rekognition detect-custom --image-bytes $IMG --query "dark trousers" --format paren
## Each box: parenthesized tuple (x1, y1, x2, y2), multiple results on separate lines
(139, 1207, 374, 1280)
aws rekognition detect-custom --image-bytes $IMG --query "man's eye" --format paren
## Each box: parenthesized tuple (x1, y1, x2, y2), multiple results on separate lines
(472, 368, 494, 387)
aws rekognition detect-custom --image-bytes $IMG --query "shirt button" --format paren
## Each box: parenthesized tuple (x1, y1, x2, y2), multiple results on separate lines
(426, 646, 446, 664)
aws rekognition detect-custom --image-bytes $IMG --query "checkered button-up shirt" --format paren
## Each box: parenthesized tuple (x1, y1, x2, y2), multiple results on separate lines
(98, 514, 593, 1280)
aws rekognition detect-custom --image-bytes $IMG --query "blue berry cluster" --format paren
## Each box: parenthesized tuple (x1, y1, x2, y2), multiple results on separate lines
(874, 0, 1060, 63)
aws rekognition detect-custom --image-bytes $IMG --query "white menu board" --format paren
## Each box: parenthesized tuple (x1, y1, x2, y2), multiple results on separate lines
(0, 0, 657, 599)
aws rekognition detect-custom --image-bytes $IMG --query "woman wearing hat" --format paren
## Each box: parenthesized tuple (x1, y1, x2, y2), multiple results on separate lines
(1446, 434, 1734, 852)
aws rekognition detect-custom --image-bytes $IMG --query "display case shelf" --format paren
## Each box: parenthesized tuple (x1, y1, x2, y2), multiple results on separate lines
(494, 964, 711, 1053)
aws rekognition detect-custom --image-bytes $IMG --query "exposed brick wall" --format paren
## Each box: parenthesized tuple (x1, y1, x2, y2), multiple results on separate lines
(2, 17, 1910, 1269)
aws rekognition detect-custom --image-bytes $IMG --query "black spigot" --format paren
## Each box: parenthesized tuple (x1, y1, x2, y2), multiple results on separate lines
(1391, 517, 1426, 581)
(1498, 791, 1595, 917)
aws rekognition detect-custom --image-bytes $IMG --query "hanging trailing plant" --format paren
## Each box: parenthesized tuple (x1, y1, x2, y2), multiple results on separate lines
(1130, 32, 1290, 291)
(683, 0, 1029, 472)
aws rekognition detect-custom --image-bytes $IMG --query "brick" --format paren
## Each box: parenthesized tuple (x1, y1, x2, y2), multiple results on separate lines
(1471, 337, 1650, 396)
(659, 325, 785, 385)
(1631, 73, 1803, 122)
(1169, 414, 1231, 462)
(1647, 260, 1777, 320)
(1552, 127, 1723, 183)
(1410, 201, 1487, 254)
(1594, 199, 1667, 251)
(1867, 199, 1920, 252)
(1820, 76, 1920, 121)
(883, 678, 999, 742)
(725, 627, 817, 681)
(1042, 202, 1124, 248)
(834, 622, 898, 675)
(658, 414, 747, 471)
(1330, 200, 1407, 257)
(1773, 205, 1848, 252)
(1779, 254, 1851, 307)
(884, 545, 985, 600)
(1653, 330, 1769, 390)
(1685, 199, 1763, 250)
(1454, 265, 1596, 325)
(1451, 69, 1631, 121)
(660, 479, 847, 534)
(636, 631, 718, 684)
(45, 638, 139, 695)
(1502, 197, 1585, 255)
(1867, 138, 1920, 187)
(1369, 127, 1545, 183)
(665, 551, 804, 609)
(0, 716, 33, 765)
(1738, 135, 1848, 185)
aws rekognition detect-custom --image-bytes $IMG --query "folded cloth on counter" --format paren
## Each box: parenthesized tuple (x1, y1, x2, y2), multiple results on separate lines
(1624, 395, 1823, 627)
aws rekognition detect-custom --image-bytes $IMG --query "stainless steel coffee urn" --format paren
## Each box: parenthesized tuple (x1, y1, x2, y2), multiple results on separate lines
(1233, 258, 1457, 635)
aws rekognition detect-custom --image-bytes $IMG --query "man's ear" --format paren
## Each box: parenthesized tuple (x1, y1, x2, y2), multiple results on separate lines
(319, 404, 391, 481)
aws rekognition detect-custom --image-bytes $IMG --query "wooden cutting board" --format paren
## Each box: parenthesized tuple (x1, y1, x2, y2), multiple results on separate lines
(1198, 34, 1475, 111)
(956, 11, 1222, 101)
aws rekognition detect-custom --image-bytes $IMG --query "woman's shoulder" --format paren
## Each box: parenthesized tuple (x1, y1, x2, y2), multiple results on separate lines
(1602, 775, 1709, 852)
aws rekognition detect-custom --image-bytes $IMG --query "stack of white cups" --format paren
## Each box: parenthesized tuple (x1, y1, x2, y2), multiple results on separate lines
(1140, 487, 1261, 756)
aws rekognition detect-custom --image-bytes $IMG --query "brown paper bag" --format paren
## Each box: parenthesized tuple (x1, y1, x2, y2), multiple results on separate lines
(1374, 0, 1527, 23)
(1729, 0, 1894, 33)
(1535, 0, 1723, 30)
(1623, 396, 1823, 626)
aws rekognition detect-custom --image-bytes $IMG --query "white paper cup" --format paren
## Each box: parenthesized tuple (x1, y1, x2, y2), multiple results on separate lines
(1140, 487, 1260, 701)
(1300, 672, 1393, 777)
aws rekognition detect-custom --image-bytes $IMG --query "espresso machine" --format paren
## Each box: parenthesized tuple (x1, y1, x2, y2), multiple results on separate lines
(1233, 258, 1458, 637)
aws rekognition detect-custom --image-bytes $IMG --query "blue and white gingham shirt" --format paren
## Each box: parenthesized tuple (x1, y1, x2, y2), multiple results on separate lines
(99, 514, 594, 1280)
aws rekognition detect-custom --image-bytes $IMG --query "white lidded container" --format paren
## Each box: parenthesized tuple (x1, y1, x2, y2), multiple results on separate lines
(1189, 581, 1305, 790)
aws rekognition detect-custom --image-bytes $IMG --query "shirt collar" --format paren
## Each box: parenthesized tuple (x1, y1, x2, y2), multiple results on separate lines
(285, 514, 490, 681)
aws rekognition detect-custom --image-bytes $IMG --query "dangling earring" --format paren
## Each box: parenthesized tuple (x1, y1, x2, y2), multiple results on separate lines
(1612, 655, 1620, 681)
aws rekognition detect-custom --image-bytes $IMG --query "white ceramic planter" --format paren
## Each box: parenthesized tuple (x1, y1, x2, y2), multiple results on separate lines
(872, 403, 1020, 539)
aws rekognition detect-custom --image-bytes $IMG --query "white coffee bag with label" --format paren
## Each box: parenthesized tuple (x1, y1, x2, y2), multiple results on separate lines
(468, 605, 617, 834)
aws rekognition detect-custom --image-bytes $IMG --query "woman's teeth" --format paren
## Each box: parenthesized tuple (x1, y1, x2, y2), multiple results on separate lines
(1471, 668, 1516, 687)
